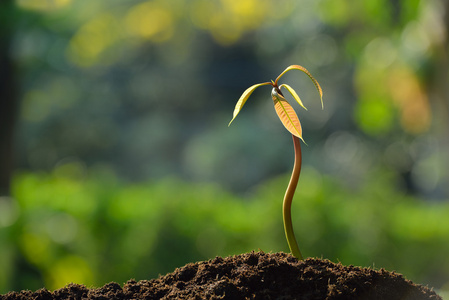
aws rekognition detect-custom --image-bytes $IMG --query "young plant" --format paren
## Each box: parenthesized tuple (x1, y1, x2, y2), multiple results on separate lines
(228, 65, 323, 260)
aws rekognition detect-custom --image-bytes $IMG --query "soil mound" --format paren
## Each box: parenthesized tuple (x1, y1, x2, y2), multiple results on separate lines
(2, 251, 441, 299)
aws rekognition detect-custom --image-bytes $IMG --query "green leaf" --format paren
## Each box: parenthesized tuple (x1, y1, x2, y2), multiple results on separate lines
(274, 64, 324, 109)
(280, 84, 308, 111)
(271, 88, 304, 141)
(228, 82, 271, 126)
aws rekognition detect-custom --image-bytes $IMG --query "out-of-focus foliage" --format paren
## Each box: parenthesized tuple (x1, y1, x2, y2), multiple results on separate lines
(3, 0, 449, 296)
(1, 165, 448, 293)
(11, 0, 449, 197)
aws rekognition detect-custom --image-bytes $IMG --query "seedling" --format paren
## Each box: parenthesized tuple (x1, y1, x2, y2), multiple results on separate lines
(228, 65, 323, 260)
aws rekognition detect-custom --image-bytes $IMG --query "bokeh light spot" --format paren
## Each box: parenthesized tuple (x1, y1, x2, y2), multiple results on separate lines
(354, 99, 394, 136)
(67, 13, 122, 67)
(46, 255, 93, 290)
(16, 0, 72, 11)
(363, 37, 397, 69)
(0, 197, 20, 228)
(125, 2, 174, 42)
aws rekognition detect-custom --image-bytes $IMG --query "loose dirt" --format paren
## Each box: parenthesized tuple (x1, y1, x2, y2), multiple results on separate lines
(2, 251, 441, 299)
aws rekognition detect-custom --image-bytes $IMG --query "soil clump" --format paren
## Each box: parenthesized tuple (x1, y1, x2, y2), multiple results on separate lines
(2, 251, 441, 299)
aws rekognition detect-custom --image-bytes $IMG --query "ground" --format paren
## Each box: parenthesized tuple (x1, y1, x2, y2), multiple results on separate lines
(2, 251, 441, 299)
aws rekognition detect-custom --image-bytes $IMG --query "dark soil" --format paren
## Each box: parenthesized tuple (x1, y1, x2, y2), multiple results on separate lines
(2, 251, 441, 300)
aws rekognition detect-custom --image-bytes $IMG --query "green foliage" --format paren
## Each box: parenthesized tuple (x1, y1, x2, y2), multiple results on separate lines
(11, 0, 448, 200)
(1, 167, 448, 293)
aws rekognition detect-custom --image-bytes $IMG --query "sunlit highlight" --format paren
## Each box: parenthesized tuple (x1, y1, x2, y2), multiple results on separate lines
(16, 0, 71, 11)
(388, 66, 431, 134)
(125, 2, 174, 42)
(67, 13, 122, 67)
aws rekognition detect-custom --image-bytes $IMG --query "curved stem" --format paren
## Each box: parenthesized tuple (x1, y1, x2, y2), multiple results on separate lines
(283, 134, 304, 260)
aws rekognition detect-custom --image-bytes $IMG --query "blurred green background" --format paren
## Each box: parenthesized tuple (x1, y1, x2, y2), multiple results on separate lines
(1, 0, 448, 296)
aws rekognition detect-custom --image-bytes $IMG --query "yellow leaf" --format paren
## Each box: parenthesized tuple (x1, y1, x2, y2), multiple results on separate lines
(275, 65, 323, 109)
(228, 82, 271, 126)
(272, 88, 304, 141)
(280, 84, 307, 111)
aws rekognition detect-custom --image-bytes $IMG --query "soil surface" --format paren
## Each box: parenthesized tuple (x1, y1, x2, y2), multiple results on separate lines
(2, 251, 441, 300)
